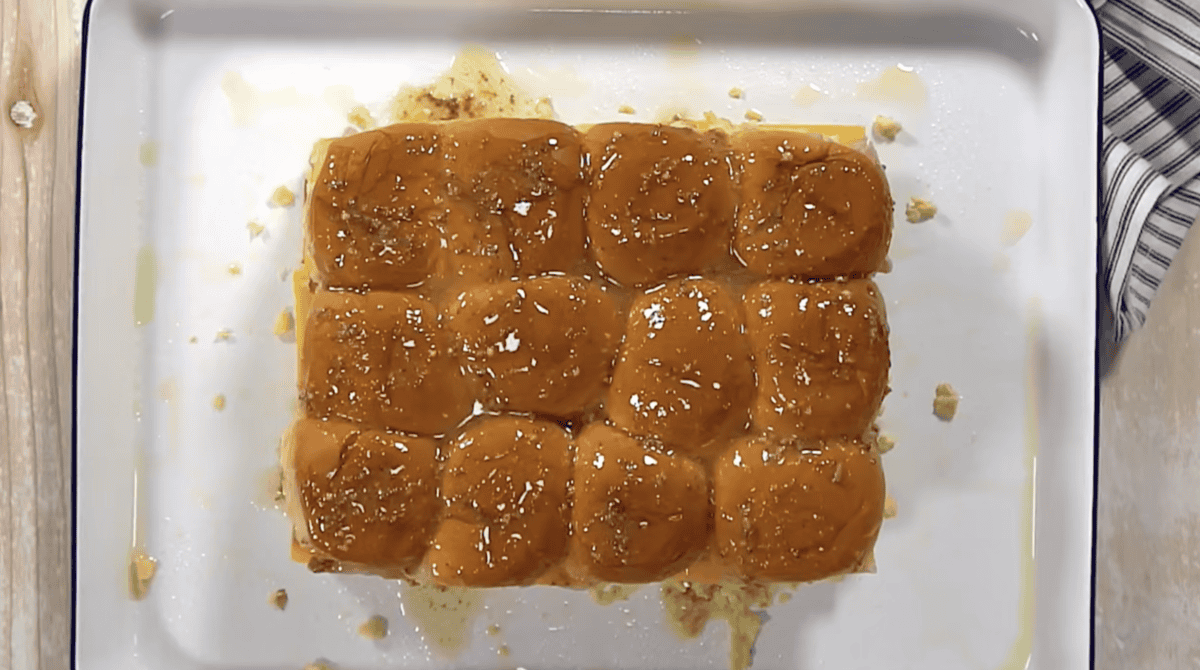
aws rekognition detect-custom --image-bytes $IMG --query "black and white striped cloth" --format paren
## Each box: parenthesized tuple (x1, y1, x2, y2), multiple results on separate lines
(1094, 0, 1200, 340)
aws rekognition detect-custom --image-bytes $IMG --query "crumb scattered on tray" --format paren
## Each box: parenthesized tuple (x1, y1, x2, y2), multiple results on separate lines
(271, 185, 295, 208)
(872, 115, 902, 141)
(497, 645, 510, 658)
(618, 105, 636, 115)
(303, 663, 331, 670)
(358, 614, 388, 640)
(877, 434, 895, 454)
(215, 329, 234, 342)
(906, 197, 937, 223)
(486, 624, 501, 636)
(728, 87, 744, 99)
(129, 549, 157, 600)
(188, 336, 198, 344)
(270, 588, 289, 610)
(590, 582, 640, 606)
(933, 383, 959, 421)
(744, 109, 764, 122)
(274, 308, 295, 341)
(348, 104, 376, 129)
(247, 220, 265, 239)
(883, 496, 899, 519)
(662, 581, 771, 670)
(212, 394, 227, 411)
(777, 591, 792, 604)
(227, 263, 242, 276)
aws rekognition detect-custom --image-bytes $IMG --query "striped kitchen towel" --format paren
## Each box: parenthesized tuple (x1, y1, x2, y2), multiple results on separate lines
(1093, 0, 1200, 340)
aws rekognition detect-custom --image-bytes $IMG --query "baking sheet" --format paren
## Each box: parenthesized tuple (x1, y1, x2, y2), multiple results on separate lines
(74, 0, 1099, 667)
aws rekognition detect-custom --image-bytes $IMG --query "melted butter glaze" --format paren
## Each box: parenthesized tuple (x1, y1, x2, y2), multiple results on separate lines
(608, 278, 755, 456)
(583, 123, 736, 286)
(571, 423, 709, 583)
(713, 435, 885, 582)
(733, 129, 892, 279)
(428, 415, 572, 586)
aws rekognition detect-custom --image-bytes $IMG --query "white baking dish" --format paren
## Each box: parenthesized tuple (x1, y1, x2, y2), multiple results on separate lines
(74, 0, 1099, 667)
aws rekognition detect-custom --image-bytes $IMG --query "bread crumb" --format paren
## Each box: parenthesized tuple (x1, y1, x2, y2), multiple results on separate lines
(358, 614, 388, 640)
(728, 87, 744, 99)
(227, 263, 242, 276)
(247, 220, 265, 239)
(497, 645, 510, 658)
(872, 115, 902, 141)
(274, 308, 295, 342)
(744, 109, 764, 122)
(906, 197, 937, 223)
(215, 329, 234, 342)
(777, 592, 792, 604)
(877, 434, 895, 454)
(271, 185, 295, 208)
(270, 588, 288, 610)
(590, 582, 640, 605)
(883, 496, 898, 519)
(933, 383, 959, 421)
(212, 394, 226, 411)
(129, 549, 157, 600)
(618, 105, 636, 115)
(486, 624, 501, 636)
(348, 104, 376, 129)
(188, 336, 198, 344)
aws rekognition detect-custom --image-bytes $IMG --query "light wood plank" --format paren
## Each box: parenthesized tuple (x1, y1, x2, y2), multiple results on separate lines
(1, 0, 80, 668)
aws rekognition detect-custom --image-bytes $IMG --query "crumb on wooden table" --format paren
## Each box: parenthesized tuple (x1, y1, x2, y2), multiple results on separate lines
(728, 87, 744, 99)
(906, 197, 938, 223)
(933, 383, 959, 421)
(212, 394, 226, 411)
(618, 105, 636, 115)
(270, 588, 289, 610)
(872, 115, 902, 141)
(744, 109, 763, 122)
(358, 614, 388, 640)
(271, 185, 295, 208)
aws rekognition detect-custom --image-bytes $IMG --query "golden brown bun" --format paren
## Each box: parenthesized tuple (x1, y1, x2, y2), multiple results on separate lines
(428, 416, 572, 586)
(583, 124, 736, 286)
(744, 278, 889, 440)
(446, 276, 623, 417)
(292, 418, 440, 573)
(443, 118, 586, 276)
(300, 290, 474, 435)
(733, 130, 892, 279)
(571, 423, 709, 583)
(309, 124, 449, 290)
(713, 435, 884, 581)
(608, 278, 754, 456)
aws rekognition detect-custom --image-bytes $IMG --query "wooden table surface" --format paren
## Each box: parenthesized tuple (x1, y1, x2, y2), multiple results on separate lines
(3, 1, 1199, 669)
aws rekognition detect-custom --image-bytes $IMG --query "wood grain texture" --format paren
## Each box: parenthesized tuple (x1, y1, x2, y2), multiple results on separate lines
(1, 0, 81, 669)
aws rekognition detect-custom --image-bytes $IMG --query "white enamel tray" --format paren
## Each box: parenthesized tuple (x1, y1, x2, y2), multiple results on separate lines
(74, 0, 1099, 667)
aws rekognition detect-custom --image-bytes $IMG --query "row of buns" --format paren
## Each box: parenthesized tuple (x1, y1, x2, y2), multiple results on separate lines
(307, 120, 892, 291)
